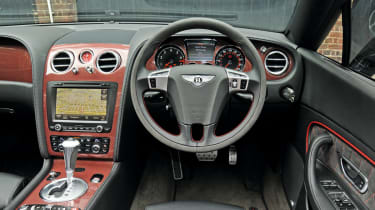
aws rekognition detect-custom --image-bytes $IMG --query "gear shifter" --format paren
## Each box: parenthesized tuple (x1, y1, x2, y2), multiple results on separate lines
(61, 138, 80, 186)
(40, 138, 88, 202)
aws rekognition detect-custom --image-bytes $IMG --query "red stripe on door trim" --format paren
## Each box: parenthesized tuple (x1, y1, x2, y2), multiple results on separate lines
(306, 121, 375, 166)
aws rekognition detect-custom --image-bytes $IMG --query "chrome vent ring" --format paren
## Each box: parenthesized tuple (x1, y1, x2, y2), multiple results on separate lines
(51, 51, 74, 72)
(97, 51, 120, 73)
(264, 50, 289, 76)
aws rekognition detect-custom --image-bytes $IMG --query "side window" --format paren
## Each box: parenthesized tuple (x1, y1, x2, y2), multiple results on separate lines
(349, 0, 375, 80)
(318, 15, 343, 63)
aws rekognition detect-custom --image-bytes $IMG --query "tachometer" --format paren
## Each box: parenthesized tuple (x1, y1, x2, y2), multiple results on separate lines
(215, 47, 245, 71)
(156, 46, 185, 69)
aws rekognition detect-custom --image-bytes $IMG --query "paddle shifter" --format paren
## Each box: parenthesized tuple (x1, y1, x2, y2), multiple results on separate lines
(40, 138, 88, 202)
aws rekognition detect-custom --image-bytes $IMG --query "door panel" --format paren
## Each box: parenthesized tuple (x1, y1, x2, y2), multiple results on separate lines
(299, 49, 375, 209)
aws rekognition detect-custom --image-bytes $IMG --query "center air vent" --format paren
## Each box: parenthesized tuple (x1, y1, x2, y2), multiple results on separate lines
(264, 50, 289, 76)
(52, 51, 73, 72)
(97, 52, 120, 73)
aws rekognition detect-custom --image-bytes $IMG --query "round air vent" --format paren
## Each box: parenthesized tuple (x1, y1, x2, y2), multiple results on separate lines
(97, 51, 120, 73)
(264, 50, 289, 76)
(51, 51, 74, 72)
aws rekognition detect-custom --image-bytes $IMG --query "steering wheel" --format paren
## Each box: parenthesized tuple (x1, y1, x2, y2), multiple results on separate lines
(130, 18, 266, 152)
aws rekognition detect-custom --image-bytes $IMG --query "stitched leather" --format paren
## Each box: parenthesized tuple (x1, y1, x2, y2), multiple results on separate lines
(0, 172, 25, 209)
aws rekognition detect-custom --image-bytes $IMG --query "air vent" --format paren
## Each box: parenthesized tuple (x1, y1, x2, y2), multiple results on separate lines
(264, 51, 289, 76)
(51, 51, 73, 72)
(97, 52, 120, 73)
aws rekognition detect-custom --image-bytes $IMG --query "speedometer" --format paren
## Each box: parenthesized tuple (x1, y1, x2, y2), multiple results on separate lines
(215, 47, 245, 71)
(156, 46, 185, 69)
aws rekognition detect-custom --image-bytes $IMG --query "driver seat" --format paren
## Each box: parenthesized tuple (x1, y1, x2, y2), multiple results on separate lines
(145, 201, 244, 210)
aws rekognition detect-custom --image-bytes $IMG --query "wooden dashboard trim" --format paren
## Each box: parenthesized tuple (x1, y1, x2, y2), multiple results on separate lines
(145, 37, 293, 80)
(0, 45, 32, 83)
(18, 159, 113, 209)
(43, 43, 130, 159)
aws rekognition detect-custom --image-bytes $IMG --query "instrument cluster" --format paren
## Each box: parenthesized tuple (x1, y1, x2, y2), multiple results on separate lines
(146, 37, 293, 80)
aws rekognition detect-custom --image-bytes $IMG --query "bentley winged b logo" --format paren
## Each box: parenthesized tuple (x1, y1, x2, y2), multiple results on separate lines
(182, 75, 215, 87)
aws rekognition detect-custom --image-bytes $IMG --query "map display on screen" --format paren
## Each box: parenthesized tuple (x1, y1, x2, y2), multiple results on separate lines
(55, 88, 107, 121)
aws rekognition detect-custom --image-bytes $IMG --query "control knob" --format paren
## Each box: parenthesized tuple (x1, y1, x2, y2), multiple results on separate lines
(54, 124, 62, 131)
(96, 125, 103, 133)
(91, 143, 101, 154)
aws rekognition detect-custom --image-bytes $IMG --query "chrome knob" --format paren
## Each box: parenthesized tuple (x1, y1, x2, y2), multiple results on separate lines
(61, 138, 80, 186)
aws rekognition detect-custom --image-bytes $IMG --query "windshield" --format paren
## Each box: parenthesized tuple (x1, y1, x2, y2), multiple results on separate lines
(0, 0, 297, 32)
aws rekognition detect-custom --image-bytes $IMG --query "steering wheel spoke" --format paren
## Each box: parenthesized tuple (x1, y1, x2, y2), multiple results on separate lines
(226, 69, 251, 93)
(147, 69, 170, 92)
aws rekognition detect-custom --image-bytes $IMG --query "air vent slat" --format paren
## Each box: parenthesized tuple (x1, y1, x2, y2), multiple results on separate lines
(54, 64, 70, 67)
(97, 52, 120, 73)
(264, 50, 289, 76)
(99, 58, 117, 61)
(53, 57, 70, 60)
(52, 51, 73, 72)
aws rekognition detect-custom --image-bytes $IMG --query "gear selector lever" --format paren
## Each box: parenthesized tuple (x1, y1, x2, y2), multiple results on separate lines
(62, 139, 80, 186)
(40, 138, 88, 202)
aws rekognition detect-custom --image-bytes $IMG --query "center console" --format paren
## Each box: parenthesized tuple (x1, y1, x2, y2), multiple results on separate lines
(18, 43, 130, 209)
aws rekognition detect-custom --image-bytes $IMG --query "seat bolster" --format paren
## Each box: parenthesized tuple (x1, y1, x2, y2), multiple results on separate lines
(146, 201, 244, 210)
(0, 172, 25, 209)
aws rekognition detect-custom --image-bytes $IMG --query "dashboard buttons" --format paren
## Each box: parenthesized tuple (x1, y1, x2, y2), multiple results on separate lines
(50, 136, 109, 154)
(86, 66, 94, 74)
(72, 67, 78, 75)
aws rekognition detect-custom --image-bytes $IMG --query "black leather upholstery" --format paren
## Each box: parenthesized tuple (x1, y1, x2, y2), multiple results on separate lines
(0, 172, 25, 209)
(145, 201, 244, 210)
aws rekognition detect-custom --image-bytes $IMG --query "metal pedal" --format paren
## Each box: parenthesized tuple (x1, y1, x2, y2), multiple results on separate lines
(229, 145, 237, 165)
(196, 150, 218, 162)
(170, 150, 183, 180)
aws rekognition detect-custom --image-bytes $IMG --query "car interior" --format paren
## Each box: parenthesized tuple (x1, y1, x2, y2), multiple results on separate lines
(1, 0, 375, 209)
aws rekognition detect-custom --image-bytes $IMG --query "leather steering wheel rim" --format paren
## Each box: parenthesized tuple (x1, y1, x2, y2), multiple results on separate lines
(130, 17, 267, 152)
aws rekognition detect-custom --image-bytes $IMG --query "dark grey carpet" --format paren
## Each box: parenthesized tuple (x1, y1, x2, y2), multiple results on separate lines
(131, 154, 290, 210)
(263, 168, 290, 210)
(130, 153, 175, 210)
(175, 164, 266, 210)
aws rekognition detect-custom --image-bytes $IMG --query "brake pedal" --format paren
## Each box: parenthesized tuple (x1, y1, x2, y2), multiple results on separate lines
(170, 150, 183, 180)
(196, 150, 218, 162)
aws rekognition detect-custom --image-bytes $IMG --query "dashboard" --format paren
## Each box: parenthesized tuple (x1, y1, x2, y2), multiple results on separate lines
(0, 24, 303, 160)
(146, 37, 294, 80)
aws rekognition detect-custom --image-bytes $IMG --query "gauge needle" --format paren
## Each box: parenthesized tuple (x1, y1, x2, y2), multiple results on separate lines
(225, 63, 230, 68)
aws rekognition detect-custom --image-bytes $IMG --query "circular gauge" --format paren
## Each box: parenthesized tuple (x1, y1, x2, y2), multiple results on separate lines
(156, 46, 185, 69)
(215, 46, 245, 71)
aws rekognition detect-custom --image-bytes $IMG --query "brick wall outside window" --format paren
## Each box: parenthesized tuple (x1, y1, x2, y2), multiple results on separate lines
(34, 0, 77, 24)
(318, 16, 343, 63)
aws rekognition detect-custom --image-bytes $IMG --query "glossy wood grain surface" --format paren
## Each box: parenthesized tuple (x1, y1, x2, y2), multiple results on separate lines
(43, 44, 129, 159)
(18, 159, 113, 209)
(0, 45, 32, 82)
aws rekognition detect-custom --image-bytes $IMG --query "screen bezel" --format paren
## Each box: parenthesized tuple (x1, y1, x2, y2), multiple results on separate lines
(47, 81, 117, 126)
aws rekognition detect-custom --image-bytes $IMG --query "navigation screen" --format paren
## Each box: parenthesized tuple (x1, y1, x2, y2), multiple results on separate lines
(186, 39, 216, 61)
(55, 88, 107, 121)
